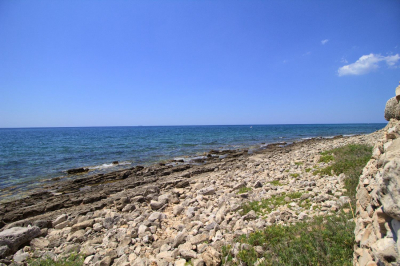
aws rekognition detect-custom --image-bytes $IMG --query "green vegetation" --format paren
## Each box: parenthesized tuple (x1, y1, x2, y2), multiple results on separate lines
(294, 162, 303, 165)
(28, 253, 84, 266)
(314, 144, 372, 199)
(222, 211, 355, 266)
(290, 173, 299, 178)
(237, 187, 252, 194)
(269, 180, 283, 186)
(240, 192, 303, 215)
(185, 260, 194, 266)
(224, 143, 373, 265)
(319, 151, 335, 163)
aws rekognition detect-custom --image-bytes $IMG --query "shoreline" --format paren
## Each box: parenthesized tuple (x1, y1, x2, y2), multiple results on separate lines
(0, 129, 383, 227)
(0, 125, 387, 264)
(0, 124, 386, 203)
(1, 133, 365, 204)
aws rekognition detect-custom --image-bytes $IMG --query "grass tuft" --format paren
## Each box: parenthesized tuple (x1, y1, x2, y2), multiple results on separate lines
(237, 187, 252, 194)
(28, 253, 84, 266)
(240, 192, 302, 215)
(223, 211, 355, 266)
(269, 180, 283, 186)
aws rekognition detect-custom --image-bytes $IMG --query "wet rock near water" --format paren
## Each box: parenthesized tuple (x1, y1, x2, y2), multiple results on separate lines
(67, 168, 90, 175)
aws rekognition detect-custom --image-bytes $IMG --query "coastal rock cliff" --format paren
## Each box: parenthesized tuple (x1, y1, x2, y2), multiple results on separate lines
(354, 88, 400, 266)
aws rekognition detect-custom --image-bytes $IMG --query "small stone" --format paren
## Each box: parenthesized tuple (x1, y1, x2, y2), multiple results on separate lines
(0, 245, 10, 258)
(180, 249, 197, 260)
(71, 219, 94, 232)
(13, 250, 29, 263)
(243, 210, 257, 220)
(175, 259, 187, 266)
(190, 234, 208, 245)
(122, 204, 136, 212)
(254, 181, 263, 188)
(30, 237, 50, 249)
(173, 205, 184, 216)
(96, 256, 112, 266)
(150, 200, 165, 210)
(172, 231, 187, 248)
(148, 212, 166, 222)
(232, 182, 247, 191)
(193, 258, 206, 266)
(84, 255, 94, 265)
(298, 212, 308, 220)
(198, 186, 215, 195)
(371, 238, 398, 261)
(53, 214, 68, 227)
(55, 220, 70, 229)
(93, 223, 103, 232)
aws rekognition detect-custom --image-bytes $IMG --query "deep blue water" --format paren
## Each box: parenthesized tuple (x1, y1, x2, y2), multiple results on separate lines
(0, 124, 386, 201)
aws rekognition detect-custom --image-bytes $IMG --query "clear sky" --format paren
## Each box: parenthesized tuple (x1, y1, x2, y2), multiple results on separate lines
(0, 1, 399, 127)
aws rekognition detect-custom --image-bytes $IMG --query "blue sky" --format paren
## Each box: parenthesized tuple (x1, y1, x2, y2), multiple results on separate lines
(0, 1, 399, 127)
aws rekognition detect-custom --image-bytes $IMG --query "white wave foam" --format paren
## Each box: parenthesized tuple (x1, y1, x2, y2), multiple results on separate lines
(118, 161, 132, 166)
(90, 163, 114, 170)
(89, 161, 132, 170)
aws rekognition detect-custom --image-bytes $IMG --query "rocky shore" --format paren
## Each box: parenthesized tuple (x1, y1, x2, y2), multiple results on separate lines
(0, 129, 385, 265)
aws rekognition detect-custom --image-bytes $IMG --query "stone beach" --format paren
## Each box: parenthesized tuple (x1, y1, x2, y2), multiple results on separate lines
(0, 127, 386, 265)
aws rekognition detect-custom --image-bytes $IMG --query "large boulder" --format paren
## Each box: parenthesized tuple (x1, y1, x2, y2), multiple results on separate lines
(384, 97, 400, 121)
(0, 226, 41, 254)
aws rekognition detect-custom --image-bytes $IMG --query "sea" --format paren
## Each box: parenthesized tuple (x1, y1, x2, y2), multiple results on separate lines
(0, 123, 386, 202)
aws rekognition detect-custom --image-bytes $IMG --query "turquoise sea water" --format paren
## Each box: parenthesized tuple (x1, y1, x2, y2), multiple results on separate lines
(0, 124, 386, 200)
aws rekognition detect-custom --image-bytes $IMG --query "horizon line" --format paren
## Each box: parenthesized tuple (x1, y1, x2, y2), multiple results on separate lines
(0, 122, 388, 129)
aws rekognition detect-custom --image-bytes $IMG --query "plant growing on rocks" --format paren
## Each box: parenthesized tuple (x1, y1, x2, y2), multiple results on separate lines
(237, 187, 252, 194)
(223, 211, 355, 266)
(28, 253, 84, 266)
(240, 192, 303, 216)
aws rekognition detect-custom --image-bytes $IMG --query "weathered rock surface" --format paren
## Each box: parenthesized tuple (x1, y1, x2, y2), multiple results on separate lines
(0, 226, 41, 254)
(354, 118, 400, 266)
(385, 97, 400, 121)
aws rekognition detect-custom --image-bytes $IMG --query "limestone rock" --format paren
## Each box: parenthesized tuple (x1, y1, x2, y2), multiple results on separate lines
(0, 245, 10, 258)
(180, 249, 197, 260)
(71, 219, 94, 232)
(148, 212, 166, 222)
(380, 159, 400, 220)
(0, 226, 41, 252)
(384, 97, 400, 121)
(173, 205, 184, 216)
(198, 186, 215, 195)
(30, 237, 50, 249)
(150, 200, 165, 210)
(201, 246, 221, 266)
(52, 214, 68, 227)
(371, 238, 398, 263)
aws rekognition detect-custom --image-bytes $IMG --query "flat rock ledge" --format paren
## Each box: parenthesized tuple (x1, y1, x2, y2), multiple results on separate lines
(354, 118, 400, 266)
(0, 128, 385, 265)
